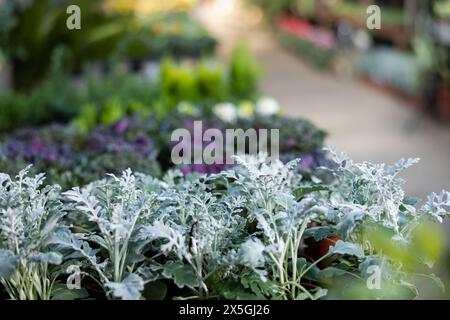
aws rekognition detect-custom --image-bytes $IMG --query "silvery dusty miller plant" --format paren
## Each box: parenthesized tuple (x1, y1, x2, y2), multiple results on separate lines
(0, 151, 448, 300)
(232, 155, 317, 299)
(306, 148, 450, 298)
(0, 166, 65, 300)
(226, 155, 362, 300)
(322, 147, 450, 242)
(140, 169, 247, 299)
(53, 169, 161, 300)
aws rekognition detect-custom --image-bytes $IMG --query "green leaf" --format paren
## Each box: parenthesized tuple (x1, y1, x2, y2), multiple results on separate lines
(335, 211, 364, 238)
(51, 284, 89, 300)
(427, 273, 445, 293)
(312, 288, 328, 300)
(396, 279, 419, 297)
(297, 257, 320, 281)
(222, 289, 264, 300)
(403, 196, 421, 206)
(294, 185, 327, 200)
(316, 267, 348, 285)
(318, 267, 348, 279)
(328, 240, 365, 259)
(304, 227, 333, 241)
(143, 281, 167, 300)
(162, 261, 198, 289)
(296, 292, 310, 300)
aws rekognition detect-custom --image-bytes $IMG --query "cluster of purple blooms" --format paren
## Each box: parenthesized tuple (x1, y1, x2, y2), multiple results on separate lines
(0, 114, 328, 186)
(89, 118, 158, 160)
(1, 120, 158, 166)
(172, 117, 328, 175)
(1, 125, 76, 165)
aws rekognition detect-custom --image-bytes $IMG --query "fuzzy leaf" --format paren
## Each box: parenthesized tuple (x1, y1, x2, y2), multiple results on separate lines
(106, 274, 144, 300)
(328, 240, 365, 259)
(335, 210, 364, 238)
(0, 250, 19, 280)
(162, 261, 198, 289)
(304, 227, 333, 242)
(29, 252, 63, 265)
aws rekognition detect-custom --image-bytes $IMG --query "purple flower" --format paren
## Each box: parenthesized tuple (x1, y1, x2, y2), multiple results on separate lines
(286, 138, 296, 149)
(193, 164, 208, 174)
(209, 164, 225, 173)
(181, 166, 192, 175)
(300, 154, 316, 170)
(113, 118, 130, 135)
(185, 120, 195, 130)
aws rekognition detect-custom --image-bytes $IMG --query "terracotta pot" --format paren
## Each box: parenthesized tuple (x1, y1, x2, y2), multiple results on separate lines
(436, 83, 450, 121)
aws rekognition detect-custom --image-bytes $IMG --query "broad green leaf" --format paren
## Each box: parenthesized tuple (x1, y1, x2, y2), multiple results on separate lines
(52, 284, 90, 300)
(297, 257, 320, 281)
(318, 267, 348, 279)
(162, 261, 198, 289)
(143, 281, 167, 300)
(304, 227, 333, 241)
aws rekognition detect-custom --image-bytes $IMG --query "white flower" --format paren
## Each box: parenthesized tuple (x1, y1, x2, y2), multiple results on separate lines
(213, 102, 238, 123)
(256, 97, 280, 116)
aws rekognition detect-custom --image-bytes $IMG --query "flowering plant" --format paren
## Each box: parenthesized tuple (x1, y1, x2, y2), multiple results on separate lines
(0, 122, 161, 189)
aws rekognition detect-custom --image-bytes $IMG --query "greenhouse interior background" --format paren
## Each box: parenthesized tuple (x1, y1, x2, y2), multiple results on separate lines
(0, 0, 449, 301)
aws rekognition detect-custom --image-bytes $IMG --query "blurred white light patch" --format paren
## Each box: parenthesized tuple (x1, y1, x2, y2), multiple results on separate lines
(213, 0, 235, 16)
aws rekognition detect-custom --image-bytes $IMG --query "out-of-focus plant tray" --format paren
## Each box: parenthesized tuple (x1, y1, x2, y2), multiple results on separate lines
(273, 15, 338, 69)
(359, 76, 421, 107)
(430, 20, 450, 47)
(316, 8, 411, 48)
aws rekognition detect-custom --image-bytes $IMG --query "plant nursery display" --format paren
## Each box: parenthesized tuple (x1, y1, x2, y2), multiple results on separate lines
(0, 152, 448, 300)
(0, 0, 449, 306)
(0, 98, 327, 189)
(0, 0, 215, 90)
(0, 42, 257, 133)
(248, 0, 450, 120)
